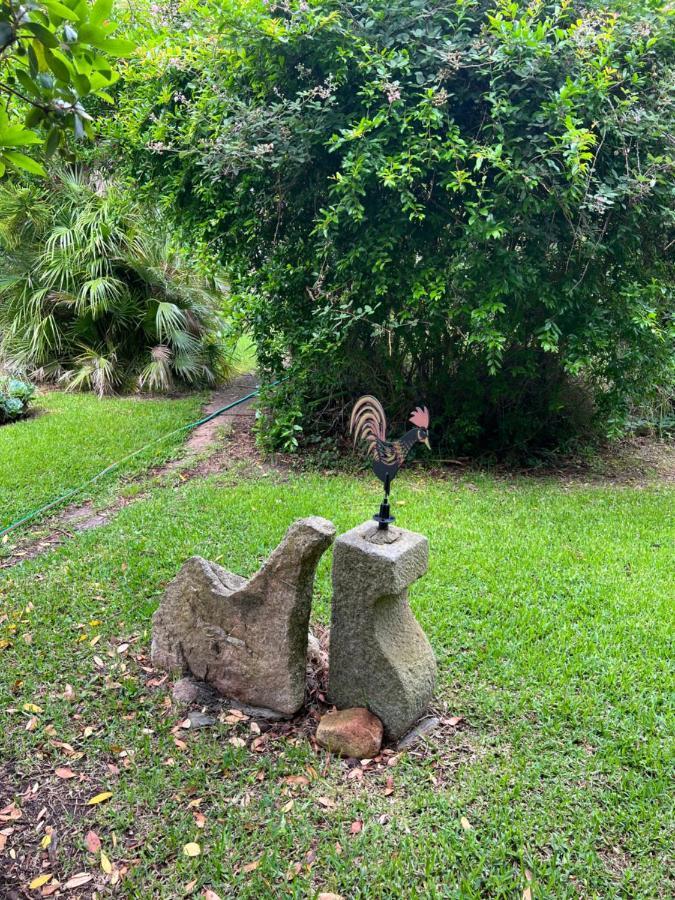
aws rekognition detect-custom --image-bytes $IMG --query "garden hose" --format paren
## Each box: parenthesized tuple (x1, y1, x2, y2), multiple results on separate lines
(0, 380, 281, 540)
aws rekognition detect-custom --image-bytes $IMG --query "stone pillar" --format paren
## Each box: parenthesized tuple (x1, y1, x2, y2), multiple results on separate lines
(328, 521, 436, 741)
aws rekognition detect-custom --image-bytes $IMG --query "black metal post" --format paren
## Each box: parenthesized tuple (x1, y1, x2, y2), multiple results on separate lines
(374, 473, 395, 530)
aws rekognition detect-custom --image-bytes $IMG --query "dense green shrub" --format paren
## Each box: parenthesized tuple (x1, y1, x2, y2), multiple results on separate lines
(0, 376, 35, 424)
(0, 167, 233, 395)
(107, 0, 674, 455)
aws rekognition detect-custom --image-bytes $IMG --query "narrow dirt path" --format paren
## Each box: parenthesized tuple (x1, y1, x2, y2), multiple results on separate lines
(0, 374, 263, 570)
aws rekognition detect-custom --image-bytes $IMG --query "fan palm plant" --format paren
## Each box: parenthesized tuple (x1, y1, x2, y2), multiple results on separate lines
(0, 168, 232, 395)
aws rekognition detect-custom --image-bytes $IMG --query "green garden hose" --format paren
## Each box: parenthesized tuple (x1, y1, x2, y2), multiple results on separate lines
(0, 382, 276, 540)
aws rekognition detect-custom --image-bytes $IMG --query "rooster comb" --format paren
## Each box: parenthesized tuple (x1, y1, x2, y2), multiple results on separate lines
(409, 406, 429, 428)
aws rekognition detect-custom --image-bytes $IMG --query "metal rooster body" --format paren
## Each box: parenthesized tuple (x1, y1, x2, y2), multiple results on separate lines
(350, 395, 430, 529)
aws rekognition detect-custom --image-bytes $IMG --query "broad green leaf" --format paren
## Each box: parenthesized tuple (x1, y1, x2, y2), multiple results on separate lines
(45, 49, 72, 83)
(25, 22, 59, 48)
(97, 37, 136, 57)
(90, 0, 113, 27)
(72, 73, 91, 95)
(2, 151, 46, 176)
(0, 125, 42, 147)
(16, 70, 41, 98)
(43, 0, 81, 22)
(45, 126, 61, 158)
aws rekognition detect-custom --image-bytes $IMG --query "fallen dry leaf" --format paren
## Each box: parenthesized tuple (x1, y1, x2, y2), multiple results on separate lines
(284, 775, 309, 787)
(86, 792, 113, 806)
(316, 797, 335, 809)
(54, 767, 76, 780)
(384, 775, 395, 796)
(228, 737, 246, 748)
(318, 894, 344, 900)
(0, 804, 22, 822)
(522, 889, 532, 900)
(84, 831, 101, 853)
(23, 702, 42, 714)
(100, 850, 112, 874)
(29, 874, 52, 890)
(349, 820, 363, 835)
(242, 859, 260, 873)
(183, 842, 201, 857)
(448, 715, 464, 727)
(460, 816, 473, 831)
(202, 890, 222, 900)
(193, 811, 206, 829)
(63, 873, 93, 889)
(280, 799, 294, 814)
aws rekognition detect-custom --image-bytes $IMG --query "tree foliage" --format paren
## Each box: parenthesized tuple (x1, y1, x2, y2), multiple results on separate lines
(0, 167, 232, 394)
(0, 0, 134, 176)
(108, 0, 674, 453)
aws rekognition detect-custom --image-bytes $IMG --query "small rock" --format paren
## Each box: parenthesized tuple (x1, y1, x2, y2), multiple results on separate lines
(307, 631, 323, 665)
(187, 710, 216, 729)
(396, 716, 440, 751)
(316, 708, 383, 759)
(224, 699, 286, 722)
(172, 677, 217, 706)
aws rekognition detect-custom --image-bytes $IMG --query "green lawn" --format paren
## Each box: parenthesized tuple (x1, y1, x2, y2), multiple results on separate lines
(0, 391, 202, 532)
(0, 403, 673, 897)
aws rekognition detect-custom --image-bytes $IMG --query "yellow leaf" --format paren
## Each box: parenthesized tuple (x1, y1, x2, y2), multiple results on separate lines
(242, 859, 260, 873)
(89, 620, 101, 627)
(29, 873, 52, 889)
(40, 833, 52, 849)
(460, 816, 473, 831)
(86, 792, 113, 806)
(183, 842, 201, 857)
(90, 635, 101, 646)
(23, 702, 42, 714)
(280, 799, 294, 813)
(0, 639, 11, 650)
(100, 850, 112, 874)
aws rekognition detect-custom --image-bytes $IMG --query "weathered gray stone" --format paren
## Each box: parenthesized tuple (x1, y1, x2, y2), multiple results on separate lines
(172, 676, 218, 706)
(151, 517, 336, 716)
(396, 715, 441, 751)
(316, 707, 383, 758)
(328, 521, 436, 741)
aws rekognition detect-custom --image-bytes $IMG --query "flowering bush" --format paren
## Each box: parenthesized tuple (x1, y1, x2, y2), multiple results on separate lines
(108, 0, 674, 455)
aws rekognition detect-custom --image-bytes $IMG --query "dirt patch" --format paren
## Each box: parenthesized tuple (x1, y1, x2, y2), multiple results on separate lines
(0, 757, 129, 899)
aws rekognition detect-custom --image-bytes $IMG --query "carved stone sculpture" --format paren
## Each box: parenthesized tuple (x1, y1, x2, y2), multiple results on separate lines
(151, 517, 336, 715)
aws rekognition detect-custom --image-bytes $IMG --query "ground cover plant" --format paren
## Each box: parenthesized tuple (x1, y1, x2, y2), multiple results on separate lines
(0, 415, 672, 896)
(109, 0, 674, 456)
(0, 390, 201, 532)
(0, 375, 34, 424)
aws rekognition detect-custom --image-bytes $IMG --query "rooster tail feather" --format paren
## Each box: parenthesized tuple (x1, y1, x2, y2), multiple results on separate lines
(350, 395, 387, 458)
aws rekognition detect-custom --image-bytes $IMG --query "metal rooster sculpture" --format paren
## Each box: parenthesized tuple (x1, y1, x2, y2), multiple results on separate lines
(350, 395, 430, 529)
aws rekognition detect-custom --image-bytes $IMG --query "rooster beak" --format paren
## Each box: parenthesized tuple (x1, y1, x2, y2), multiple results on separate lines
(423, 437, 431, 451)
